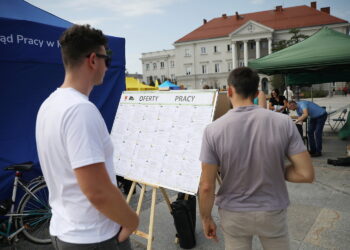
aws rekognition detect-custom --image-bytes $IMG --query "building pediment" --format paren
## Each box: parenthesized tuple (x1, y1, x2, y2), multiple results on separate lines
(229, 20, 274, 40)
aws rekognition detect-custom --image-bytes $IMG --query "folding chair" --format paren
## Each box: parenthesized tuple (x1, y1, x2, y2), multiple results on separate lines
(330, 109, 348, 132)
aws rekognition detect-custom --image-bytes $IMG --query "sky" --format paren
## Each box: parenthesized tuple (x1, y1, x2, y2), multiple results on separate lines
(26, 0, 350, 74)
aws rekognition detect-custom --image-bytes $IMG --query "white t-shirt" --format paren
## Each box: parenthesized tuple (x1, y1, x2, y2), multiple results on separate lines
(283, 89, 294, 101)
(36, 88, 120, 243)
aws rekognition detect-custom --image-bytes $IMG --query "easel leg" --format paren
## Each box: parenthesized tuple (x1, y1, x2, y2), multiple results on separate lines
(159, 187, 172, 212)
(147, 187, 157, 250)
(136, 184, 146, 215)
(126, 181, 137, 203)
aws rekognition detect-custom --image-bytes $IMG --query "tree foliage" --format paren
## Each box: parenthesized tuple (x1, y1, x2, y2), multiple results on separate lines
(271, 29, 309, 90)
(272, 28, 309, 52)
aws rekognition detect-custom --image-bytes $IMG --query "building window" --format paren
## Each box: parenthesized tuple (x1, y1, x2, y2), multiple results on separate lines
(161, 75, 165, 82)
(202, 64, 207, 74)
(185, 49, 191, 57)
(227, 44, 231, 51)
(146, 64, 150, 71)
(214, 63, 220, 73)
(214, 46, 218, 53)
(239, 61, 244, 67)
(250, 42, 255, 50)
(147, 76, 152, 84)
(160, 62, 165, 69)
(186, 66, 191, 75)
(262, 41, 267, 49)
(170, 60, 175, 68)
(170, 74, 175, 81)
(239, 44, 243, 50)
(153, 63, 157, 70)
(200, 47, 206, 54)
(228, 62, 233, 72)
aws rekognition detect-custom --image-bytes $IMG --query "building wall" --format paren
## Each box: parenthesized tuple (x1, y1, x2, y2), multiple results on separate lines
(141, 23, 349, 90)
(141, 49, 175, 84)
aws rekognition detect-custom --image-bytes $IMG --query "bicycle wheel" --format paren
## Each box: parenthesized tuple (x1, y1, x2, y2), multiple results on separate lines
(17, 184, 51, 244)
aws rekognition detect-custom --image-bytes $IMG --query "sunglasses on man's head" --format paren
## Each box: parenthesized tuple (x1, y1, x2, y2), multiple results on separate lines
(86, 49, 112, 68)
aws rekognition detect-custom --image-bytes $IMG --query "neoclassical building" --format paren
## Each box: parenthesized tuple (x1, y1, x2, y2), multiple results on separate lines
(141, 2, 349, 90)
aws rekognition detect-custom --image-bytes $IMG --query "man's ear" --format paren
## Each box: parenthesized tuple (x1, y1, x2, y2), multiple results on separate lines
(87, 53, 96, 69)
(227, 86, 233, 97)
(254, 90, 259, 99)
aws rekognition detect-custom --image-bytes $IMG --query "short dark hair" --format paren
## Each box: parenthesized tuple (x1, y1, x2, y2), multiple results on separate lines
(227, 67, 259, 99)
(59, 24, 108, 68)
(272, 88, 280, 96)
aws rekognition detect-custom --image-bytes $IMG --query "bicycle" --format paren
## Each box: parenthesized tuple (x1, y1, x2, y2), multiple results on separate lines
(0, 162, 51, 244)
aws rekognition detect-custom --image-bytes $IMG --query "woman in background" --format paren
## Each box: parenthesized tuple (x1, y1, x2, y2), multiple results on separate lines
(268, 89, 288, 113)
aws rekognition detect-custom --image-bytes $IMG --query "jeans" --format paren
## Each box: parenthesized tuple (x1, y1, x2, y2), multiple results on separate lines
(51, 235, 132, 250)
(308, 113, 327, 153)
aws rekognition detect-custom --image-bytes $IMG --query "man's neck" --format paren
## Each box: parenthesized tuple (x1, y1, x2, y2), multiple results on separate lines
(60, 70, 93, 96)
(230, 98, 254, 108)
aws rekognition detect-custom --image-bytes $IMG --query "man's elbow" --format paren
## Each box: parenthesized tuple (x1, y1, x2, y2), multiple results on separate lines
(199, 182, 214, 195)
(300, 167, 315, 183)
(304, 171, 315, 183)
(83, 187, 110, 207)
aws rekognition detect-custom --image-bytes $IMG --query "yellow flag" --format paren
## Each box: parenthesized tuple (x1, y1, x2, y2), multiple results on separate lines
(155, 79, 159, 88)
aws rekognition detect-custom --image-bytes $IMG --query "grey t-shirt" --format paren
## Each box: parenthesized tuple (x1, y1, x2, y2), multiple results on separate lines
(200, 105, 306, 212)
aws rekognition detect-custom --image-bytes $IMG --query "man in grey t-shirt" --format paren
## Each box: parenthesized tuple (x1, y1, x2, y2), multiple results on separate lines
(198, 67, 314, 250)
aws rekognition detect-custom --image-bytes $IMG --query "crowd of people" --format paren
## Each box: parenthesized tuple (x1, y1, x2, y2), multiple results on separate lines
(35, 24, 322, 250)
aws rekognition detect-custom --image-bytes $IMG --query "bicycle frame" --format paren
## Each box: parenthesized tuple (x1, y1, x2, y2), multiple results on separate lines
(0, 171, 45, 241)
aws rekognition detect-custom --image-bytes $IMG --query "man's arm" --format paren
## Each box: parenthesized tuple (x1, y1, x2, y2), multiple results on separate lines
(198, 162, 219, 242)
(74, 163, 139, 233)
(258, 91, 267, 108)
(296, 108, 308, 123)
(285, 151, 314, 183)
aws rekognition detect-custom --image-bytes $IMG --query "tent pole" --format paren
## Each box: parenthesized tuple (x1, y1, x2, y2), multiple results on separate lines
(284, 74, 288, 101)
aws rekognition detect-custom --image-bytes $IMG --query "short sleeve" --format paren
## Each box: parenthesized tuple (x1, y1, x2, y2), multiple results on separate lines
(299, 102, 307, 111)
(63, 103, 106, 169)
(199, 126, 220, 166)
(286, 118, 307, 157)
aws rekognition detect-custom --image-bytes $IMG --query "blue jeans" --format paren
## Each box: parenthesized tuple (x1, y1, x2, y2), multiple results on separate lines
(308, 113, 327, 153)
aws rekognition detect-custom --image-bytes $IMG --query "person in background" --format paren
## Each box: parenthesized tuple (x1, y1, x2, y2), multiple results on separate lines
(283, 86, 294, 102)
(269, 89, 288, 113)
(253, 90, 267, 108)
(198, 67, 314, 250)
(288, 100, 327, 157)
(36, 24, 139, 250)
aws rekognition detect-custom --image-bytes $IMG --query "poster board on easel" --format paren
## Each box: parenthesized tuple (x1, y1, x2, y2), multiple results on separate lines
(110, 90, 218, 195)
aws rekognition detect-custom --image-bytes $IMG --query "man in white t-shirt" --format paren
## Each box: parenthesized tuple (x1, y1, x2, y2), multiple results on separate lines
(36, 24, 138, 249)
(283, 86, 294, 102)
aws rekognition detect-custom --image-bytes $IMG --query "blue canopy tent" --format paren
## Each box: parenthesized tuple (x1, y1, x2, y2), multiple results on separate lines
(159, 80, 180, 90)
(0, 0, 125, 201)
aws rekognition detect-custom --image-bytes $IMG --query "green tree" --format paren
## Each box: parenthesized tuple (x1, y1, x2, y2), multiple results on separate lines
(271, 29, 309, 91)
(272, 28, 309, 52)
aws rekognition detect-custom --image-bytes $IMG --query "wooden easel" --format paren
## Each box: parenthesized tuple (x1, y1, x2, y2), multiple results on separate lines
(125, 179, 173, 250)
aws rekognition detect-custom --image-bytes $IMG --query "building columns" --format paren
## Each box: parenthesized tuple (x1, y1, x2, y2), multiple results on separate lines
(268, 38, 272, 54)
(231, 42, 237, 69)
(243, 40, 248, 66)
(255, 39, 260, 59)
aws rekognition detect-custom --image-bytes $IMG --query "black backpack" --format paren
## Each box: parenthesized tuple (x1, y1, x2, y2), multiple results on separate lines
(171, 193, 196, 249)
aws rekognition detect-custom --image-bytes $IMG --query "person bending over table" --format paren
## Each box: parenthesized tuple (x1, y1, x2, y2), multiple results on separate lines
(268, 89, 288, 114)
(288, 100, 327, 157)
